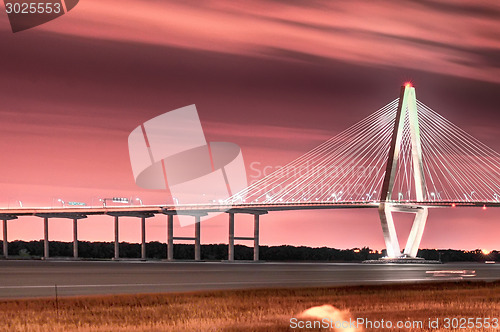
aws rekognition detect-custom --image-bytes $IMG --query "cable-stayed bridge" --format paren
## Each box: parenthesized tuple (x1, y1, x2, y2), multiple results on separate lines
(2, 84, 500, 262)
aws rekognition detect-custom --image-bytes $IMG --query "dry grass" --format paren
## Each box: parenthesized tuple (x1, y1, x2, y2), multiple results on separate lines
(0, 281, 498, 331)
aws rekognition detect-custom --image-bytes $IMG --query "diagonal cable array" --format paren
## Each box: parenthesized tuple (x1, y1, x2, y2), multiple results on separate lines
(226, 98, 500, 204)
(417, 101, 500, 202)
(227, 99, 399, 204)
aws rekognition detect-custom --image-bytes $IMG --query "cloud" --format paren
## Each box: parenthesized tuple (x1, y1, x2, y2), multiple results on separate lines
(204, 121, 333, 145)
(6, 0, 498, 83)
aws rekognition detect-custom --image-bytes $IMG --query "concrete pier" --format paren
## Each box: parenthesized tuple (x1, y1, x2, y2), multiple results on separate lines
(73, 219, 78, 259)
(164, 212, 205, 261)
(194, 215, 201, 261)
(227, 210, 266, 262)
(2, 220, 7, 258)
(254, 214, 260, 261)
(141, 217, 146, 260)
(228, 213, 234, 261)
(114, 216, 119, 260)
(167, 214, 174, 260)
(43, 217, 49, 259)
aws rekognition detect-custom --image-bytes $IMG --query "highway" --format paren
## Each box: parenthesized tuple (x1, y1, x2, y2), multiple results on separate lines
(0, 260, 498, 299)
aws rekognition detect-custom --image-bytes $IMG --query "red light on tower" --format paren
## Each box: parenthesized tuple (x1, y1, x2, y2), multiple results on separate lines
(404, 82, 413, 88)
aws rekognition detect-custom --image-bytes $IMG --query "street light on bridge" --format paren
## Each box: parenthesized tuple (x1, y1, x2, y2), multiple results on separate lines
(366, 191, 376, 201)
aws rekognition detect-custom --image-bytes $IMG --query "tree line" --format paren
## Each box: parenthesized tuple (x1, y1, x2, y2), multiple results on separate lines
(1, 241, 498, 262)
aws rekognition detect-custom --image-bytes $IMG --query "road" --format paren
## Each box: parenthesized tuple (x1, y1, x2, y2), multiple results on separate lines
(0, 260, 498, 299)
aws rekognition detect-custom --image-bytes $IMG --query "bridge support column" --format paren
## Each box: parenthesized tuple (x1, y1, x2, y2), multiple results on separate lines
(35, 213, 86, 260)
(379, 204, 429, 258)
(378, 204, 401, 258)
(162, 211, 206, 261)
(43, 217, 49, 259)
(105, 212, 153, 261)
(141, 217, 146, 260)
(194, 215, 201, 261)
(403, 207, 428, 258)
(379, 85, 428, 258)
(73, 219, 78, 259)
(254, 214, 259, 261)
(2, 220, 7, 258)
(114, 216, 119, 260)
(228, 213, 234, 261)
(226, 210, 266, 262)
(167, 214, 174, 260)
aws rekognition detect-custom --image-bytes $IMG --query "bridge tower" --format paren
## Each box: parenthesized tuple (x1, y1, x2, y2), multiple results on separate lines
(379, 84, 429, 258)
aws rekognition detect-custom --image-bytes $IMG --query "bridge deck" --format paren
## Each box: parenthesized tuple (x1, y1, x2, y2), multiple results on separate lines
(0, 201, 497, 218)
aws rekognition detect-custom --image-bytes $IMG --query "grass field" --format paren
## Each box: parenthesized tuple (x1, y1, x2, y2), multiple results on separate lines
(0, 281, 498, 331)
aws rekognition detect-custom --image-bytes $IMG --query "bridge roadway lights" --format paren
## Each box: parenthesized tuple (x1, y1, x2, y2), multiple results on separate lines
(162, 211, 207, 261)
(227, 209, 267, 262)
(107, 212, 155, 260)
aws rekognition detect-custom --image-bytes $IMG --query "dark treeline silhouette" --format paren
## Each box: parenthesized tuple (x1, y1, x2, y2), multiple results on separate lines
(1, 241, 498, 262)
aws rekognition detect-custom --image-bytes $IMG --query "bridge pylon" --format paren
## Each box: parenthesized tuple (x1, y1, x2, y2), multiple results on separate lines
(379, 84, 429, 258)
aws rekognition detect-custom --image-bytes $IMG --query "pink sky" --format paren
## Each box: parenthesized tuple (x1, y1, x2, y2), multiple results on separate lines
(0, 0, 499, 250)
